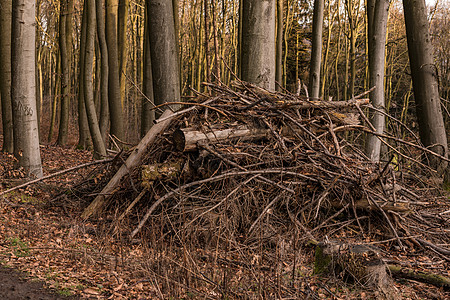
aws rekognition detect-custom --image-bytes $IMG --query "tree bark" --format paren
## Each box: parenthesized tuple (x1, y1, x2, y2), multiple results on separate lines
(365, 0, 389, 161)
(118, 0, 128, 109)
(96, 0, 110, 143)
(106, 0, 125, 141)
(141, 1, 155, 137)
(84, 0, 107, 159)
(57, 0, 72, 146)
(241, 0, 276, 90)
(0, 0, 14, 153)
(147, 0, 181, 115)
(173, 126, 270, 152)
(403, 0, 448, 172)
(275, 0, 283, 91)
(11, 0, 43, 178)
(77, 0, 91, 149)
(308, 0, 324, 99)
(203, 0, 211, 84)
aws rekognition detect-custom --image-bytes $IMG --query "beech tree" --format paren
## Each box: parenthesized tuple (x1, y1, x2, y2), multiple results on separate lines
(403, 0, 448, 172)
(96, 0, 109, 142)
(106, 0, 125, 142)
(275, 0, 283, 91)
(0, 0, 14, 153)
(241, 0, 276, 90)
(141, 1, 155, 136)
(308, 0, 325, 99)
(84, 0, 107, 159)
(77, 0, 91, 149)
(147, 0, 181, 113)
(57, 0, 74, 146)
(118, 0, 128, 107)
(365, 0, 389, 161)
(11, 0, 43, 178)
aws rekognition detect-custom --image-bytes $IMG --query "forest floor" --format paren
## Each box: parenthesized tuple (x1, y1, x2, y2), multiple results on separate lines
(0, 140, 449, 299)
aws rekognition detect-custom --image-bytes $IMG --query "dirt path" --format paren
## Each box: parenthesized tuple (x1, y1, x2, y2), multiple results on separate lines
(0, 266, 76, 299)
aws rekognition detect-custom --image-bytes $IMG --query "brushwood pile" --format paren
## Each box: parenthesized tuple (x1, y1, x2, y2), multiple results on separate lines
(69, 81, 449, 295)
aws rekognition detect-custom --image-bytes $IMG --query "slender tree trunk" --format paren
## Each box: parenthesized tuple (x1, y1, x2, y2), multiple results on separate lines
(36, 48, 44, 133)
(308, 0, 325, 99)
(141, 1, 155, 136)
(85, 0, 107, 159)
(96, 0, 110, 143)
(203, 0, 211, 84)
(403, 0, 448, 174)
(0, 0, 14, 153)
(49, 53, 61, 143)
(58, 0, 71, 145)
(238, 0, 243, 78)
(78, 0, 91, 149)
(106, 0, 125, 142)
(172, 0, 181, 89)
(11, 0, 43, 178)
(147, 0, 181, 115)
(118, 0, 128, 108)
(275, 0, 283, 91)
(241, 0, 276, 90)
(283, 2, 292, 89)
(365, 0, 389, 161)
(211, 1, 221, 83)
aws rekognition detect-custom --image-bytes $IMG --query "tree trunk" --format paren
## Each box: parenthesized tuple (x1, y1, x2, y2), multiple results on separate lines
(403, 0, 448, 173)
(211, 1, 221, 83)
(172, 0, 181, 88)
(96, 0, 109, 143)
(78, 0, 91, 149)
(48, 53, 61, 143)
(365, 0, 389, 161)
(275, 0, 283, 91)
(308, 0, 324, 99)
(11, 0, 43, 178)
(147, 0, 181, 115)
(141, 1, 155, 137)
(118, 0, 128, 109)
(106, 0, 125, 142)
(57, 0, 72, 146)
(241, 0, 276, 90)
(203, 0, 211, 84)
(84, 0, 107, 159)
(0, 0, 14, 153)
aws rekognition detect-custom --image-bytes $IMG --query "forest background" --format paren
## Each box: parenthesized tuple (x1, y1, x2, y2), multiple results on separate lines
(2, 0, 446, 154)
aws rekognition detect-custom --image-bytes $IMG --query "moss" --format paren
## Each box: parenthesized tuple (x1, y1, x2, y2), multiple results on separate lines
(313, 245, 332, 275)
(8, 237, 30, 257)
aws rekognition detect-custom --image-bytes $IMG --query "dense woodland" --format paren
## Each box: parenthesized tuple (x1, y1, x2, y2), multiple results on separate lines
(0, 0, 448, 179)
(0, 0, 450, 298)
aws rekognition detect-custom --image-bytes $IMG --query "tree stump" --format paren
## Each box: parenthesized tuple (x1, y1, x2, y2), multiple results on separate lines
(314, 241, 397, 298)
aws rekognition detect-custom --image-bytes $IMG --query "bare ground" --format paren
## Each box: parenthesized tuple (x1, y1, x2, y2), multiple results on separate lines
(0, 266, 76, 299)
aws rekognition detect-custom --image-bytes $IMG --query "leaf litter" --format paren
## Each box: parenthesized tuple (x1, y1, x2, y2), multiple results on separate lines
(0, 82, 449, 299)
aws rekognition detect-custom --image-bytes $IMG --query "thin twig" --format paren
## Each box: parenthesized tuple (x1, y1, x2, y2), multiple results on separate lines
(0, 159, 113, 197)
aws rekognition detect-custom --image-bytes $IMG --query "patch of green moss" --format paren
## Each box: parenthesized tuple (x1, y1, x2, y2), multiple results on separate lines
(56, 288, 73, 297)
(7, 237, 30, 257)
(313, 245, 331, 275)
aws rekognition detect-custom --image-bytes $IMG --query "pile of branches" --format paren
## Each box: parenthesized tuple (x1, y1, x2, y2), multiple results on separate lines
(71, 81, 449, 295)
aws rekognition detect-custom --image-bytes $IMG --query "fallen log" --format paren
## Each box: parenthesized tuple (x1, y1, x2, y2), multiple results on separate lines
(173, 125, 269, 151)
(81, 109, 174, 219)
(388, 265, 450, 290)
(330, 198, 410, 213)
(277, 98, 369, 110)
